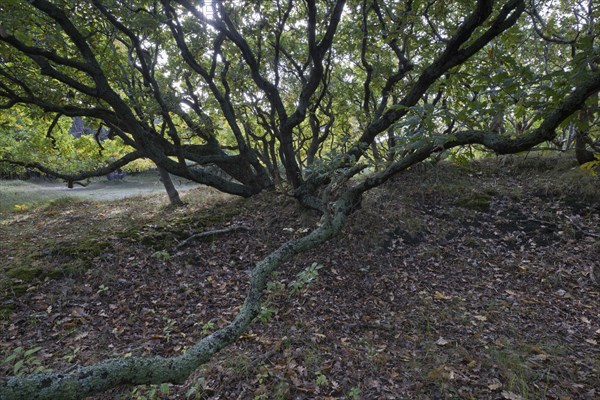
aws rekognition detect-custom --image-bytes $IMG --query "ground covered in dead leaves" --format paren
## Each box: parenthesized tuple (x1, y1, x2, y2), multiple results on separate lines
(1, 155, 599, 399)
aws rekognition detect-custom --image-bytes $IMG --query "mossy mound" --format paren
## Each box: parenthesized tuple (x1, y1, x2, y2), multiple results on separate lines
(5, 266, 45, 281)
(456, 193, 492, 211)
(139, 231, 186, 250)
(2, 266, 45, 299)
(48, 240, 111, 260)
(47, 263, 90, 279)
(0, 280, 30, 298)
(118, 202, 244, 250)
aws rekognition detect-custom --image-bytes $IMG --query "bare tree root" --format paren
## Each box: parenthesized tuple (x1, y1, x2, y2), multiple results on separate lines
(0, 198, 354, 399)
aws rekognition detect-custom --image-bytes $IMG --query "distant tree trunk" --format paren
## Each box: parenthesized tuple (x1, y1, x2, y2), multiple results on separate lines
(371, 142, 382, 171)
(268, 139, 282, 185)
(158, 166, 184, 207)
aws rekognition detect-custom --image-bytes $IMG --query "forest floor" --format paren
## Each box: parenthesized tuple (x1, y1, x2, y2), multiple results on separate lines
(0, 154, 599, 400)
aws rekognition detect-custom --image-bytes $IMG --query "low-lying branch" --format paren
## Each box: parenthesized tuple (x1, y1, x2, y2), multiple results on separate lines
(0, 151, 144, 187)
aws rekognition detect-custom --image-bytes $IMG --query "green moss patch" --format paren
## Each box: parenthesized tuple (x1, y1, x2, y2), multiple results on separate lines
(139, 231, 184, 250)
(0, 304, 16, 320)
(456, 193, 491, 211)
(0, 280, 29, 298)
(5, 266, 44, 281)
(2, 265, 42, 298)
(48, 240, 111, 259)
(118, 202, 244, 250)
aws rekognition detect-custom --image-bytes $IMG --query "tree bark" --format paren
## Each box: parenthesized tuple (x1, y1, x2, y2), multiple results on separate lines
(575, 129, 596, 165)
(157, 166, 185, 207)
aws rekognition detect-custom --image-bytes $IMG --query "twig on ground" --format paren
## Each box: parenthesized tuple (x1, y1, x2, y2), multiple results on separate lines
(563, 215, 600, 239)
(525, 217, 600, 239)
(176, 225, 252, 249)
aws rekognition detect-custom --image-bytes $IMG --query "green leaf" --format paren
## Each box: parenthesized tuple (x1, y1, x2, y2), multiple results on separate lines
(13, 360, 24, 375)
(3, 354, 17, 364)
(24, 347, 42, 357)
(160, 383, 170, 394)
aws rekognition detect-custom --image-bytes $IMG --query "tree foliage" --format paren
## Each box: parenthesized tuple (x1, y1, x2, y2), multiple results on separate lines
(0, 0, 599, 398)
(0, 109, 154, 178)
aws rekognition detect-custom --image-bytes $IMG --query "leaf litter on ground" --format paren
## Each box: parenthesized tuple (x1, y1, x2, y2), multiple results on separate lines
(0, 154, 599, 399)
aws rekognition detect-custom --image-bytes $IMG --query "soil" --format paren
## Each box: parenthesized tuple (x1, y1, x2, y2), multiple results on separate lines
(0, 155, 599, 400)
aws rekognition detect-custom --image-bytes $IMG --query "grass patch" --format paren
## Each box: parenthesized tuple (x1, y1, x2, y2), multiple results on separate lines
(483, 340, 574, 400)
(0, 281, 29, 298)
(0, 181, 79, 213)
(534, 168, 600, 205)
(477, 152, 600, 204)
(0, 172, 204, 214)
(488, 346, 532, 397)
(40, 197, 90, 212)
(5, 266, 45, 281)
(46, 239, 111, 260)
(0, 304, 16, 320)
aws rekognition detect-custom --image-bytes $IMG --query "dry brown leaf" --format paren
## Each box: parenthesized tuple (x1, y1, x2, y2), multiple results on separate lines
(488, 380, 502, 390)
(501, 391, 525, 400)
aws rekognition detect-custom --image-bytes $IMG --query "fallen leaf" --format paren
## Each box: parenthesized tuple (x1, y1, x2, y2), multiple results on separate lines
(447, 368, 455, 380)
(434, 291, 452, 300)
(436, 337, 449, 346)
(502, 391, 525, 400)
(527, 354, 549, 362)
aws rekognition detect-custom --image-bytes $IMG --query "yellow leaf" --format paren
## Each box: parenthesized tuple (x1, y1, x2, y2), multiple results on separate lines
(434, 291, 452, 300)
